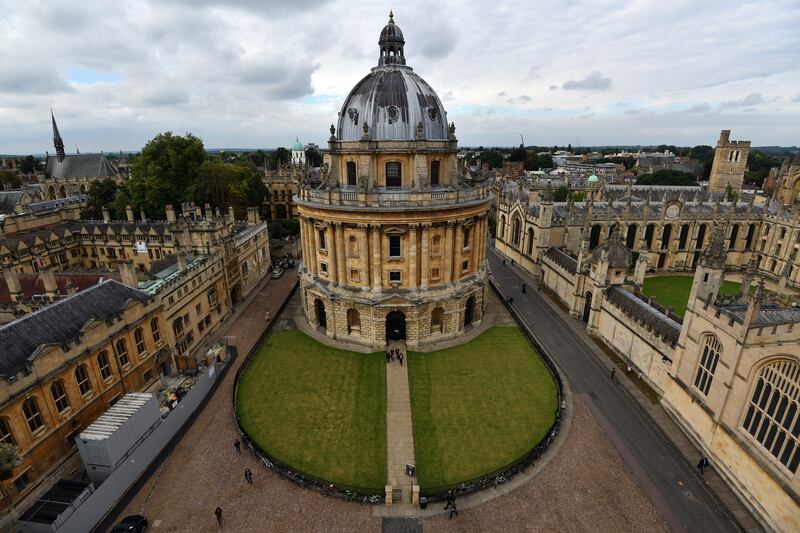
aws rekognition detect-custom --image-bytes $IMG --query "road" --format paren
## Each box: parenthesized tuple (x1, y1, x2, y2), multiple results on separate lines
(488, 249, 738, 533)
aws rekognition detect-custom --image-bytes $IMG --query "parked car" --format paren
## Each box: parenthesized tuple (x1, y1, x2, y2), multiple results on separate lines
(111, 515, 147, 533)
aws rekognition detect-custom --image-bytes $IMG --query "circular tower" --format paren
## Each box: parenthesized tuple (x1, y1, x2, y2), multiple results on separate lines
(296, 13, 492, 349)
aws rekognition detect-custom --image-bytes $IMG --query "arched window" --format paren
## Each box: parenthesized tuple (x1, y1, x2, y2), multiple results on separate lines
(22, 398, 44, 434)
(644, 224, 656, 249)
(729, 224, 740, 250)
(432, 235, 442, 255)
(75, 364, 93, 396)
(430, 160, 440, 186)
(431, 307, 444, 334)
(512, 216, 522, 247)
(694, 335, 721, 396)
(745, 224, 756, 250)
(347, 308, 361, 335)
(463, 227, 471, 249)
(625, 225, 637, 249)
(134, 328, 146, 354)
(499, 215, 506, 240)
(526, 228, 535, 256)
(0, 417, 15, 446)
(151, 317, 161, 343)
(385, 161, 402, 188)
(696, 224, 707, 249)
(51, 380, 70, 413)
(348, 236, 359, 258)
(678, 224, 690, 250)
(660, 224, 672, 250)
(116, 339, 130, 367)
(742, 359, 800, 473)
(98, 350, 112, 380)
(589, 225, 601, 250)
(346, 161, 357, 186)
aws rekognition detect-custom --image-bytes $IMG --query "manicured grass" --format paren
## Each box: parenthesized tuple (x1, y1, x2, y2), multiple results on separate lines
(642, 275, 750, 318)
(408, 327, 559, 491)
(236, 330, 386, 491)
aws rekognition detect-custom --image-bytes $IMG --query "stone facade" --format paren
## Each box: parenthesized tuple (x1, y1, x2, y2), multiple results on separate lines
(708, 129, 751, 193)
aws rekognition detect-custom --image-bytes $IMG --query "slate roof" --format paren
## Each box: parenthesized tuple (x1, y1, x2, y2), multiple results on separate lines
(0, 272, 119, 303)
(44, 154, 117, 180)
(719, 304, 800, 328)
(0, 190, 24, 215)
(28, 195, 87, 213)
(544, 247, 578, 274)
(0, 280, 151, 378)
(606, 285, 681, 345)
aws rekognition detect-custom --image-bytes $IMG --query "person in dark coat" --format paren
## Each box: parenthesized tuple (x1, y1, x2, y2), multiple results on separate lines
(234, 440, 241, 453)
(697, 456, 710, 475)
(245, 468, 253, 484)
(398, 352, 404, 366)
(448, 501, 459, 519)
(214, 507, 223, 526)
(444, 490, 455, 510)
(521, 283, 526, 294)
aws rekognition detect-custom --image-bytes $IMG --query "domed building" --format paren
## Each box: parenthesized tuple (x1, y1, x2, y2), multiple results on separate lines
(296, 12, 492, 349)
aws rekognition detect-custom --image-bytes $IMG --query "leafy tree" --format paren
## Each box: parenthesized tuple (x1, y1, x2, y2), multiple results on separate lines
(524, 151, 539, 171)
(725, 183, 740, 202)
(636, 169, 698, 186)
(553, 185, 569, 202)
(275, 147, 290, 166)
(0, 169, 20, 188)
(20, 155, 36, 173)
(283, 218, 300, 235)
(125, 132, 206, 219)
(478, 150, 503, 169)
(249, 149, 267, 168)
(571, 191, 586, 202)
(191, 160, 266, 219)
(305, 147, 323, 167)
(0, 443, 21, 481)
(508, 145, 527, 163)
(81, 178, 119, 219)
(537, 153, 553, 169)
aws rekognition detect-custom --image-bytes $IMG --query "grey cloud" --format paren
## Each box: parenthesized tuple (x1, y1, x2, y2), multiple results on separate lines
(159, 0, 332, 16)
(527, 66, 540, 79)
(497, 91, 506, 97)
(687, 102, 711, 113)
(720, 93, 763, 109)
(562, 71, 612, 91)
(792, 93, 800, 102)
(549, 85, 558, 91)
(506, 95, 532, 105)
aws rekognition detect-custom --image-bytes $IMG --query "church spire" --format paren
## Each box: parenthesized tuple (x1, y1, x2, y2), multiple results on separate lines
(51, 109, 65, 162)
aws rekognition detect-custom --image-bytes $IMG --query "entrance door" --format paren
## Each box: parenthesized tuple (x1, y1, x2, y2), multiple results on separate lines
(582, 292, 592, 323)
(314, 299, 327, 330)
(385, 311, 406, 341)
(464, 296, 475, 328)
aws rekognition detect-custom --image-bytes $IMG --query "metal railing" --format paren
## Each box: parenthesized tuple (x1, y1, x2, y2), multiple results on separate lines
(298, 185, 490, 209)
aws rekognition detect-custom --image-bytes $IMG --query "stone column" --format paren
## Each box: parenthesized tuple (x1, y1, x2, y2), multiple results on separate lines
(476, 216, 485, 272)
(335, 222, 346, 286)
(327, 225, 337, 284)
(311, 221, 322, 276)
(358, 224, 370, 288)
(371, 225, 382, 290)
(421, 224, 430, 287)
(453, 222, 464, 281)
(444, 221, 454, 283)
(408, 224, 418, 289)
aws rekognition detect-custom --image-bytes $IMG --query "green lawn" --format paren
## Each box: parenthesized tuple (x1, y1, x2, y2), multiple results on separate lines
(408, 327, 559, 492)
(236, 330, 386, 491)
(642, 275, 749, 318)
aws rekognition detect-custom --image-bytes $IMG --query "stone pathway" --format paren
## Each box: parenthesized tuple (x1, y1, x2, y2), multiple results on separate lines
(385, 340, 418, 505)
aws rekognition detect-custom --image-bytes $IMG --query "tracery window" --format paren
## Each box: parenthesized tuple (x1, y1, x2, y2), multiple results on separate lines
(694, 334, 721, 396)
(512, 217, 521, 247)
(742, 359, 800, 473)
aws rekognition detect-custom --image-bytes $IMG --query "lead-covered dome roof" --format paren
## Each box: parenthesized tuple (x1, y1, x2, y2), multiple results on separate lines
(336, 12, 449, 142)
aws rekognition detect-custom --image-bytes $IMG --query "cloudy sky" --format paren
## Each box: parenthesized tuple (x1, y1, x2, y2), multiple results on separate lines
(1, 0, 798, 154)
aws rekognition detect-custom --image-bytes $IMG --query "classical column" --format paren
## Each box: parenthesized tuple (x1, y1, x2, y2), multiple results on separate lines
(421, 224, 430, 287)
(408, 224, 418, 289)
(443, 221, 454, 283)
(335, 222, 346, 286)
(311, 221, 321, 276)
(453, 222, 464, 281)
(358, 223, 370, 288)
(371, 225, 382, 290)
(475, 217, 484, 272)
(327, 225, 337, 284)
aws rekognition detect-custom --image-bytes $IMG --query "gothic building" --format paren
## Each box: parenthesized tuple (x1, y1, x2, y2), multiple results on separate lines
(296, 13, 491, 349)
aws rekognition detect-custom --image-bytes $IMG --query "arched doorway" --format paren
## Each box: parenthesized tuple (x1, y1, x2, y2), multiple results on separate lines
(230, 283, 241, 305)
(582, 292, 593, 323)
(464, 296, 476, 328)
(314, 299, 327, 330)
(385, 311, 406, 341)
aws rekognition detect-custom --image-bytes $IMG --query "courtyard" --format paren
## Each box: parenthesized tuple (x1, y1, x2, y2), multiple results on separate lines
(642, 274, 751, 317)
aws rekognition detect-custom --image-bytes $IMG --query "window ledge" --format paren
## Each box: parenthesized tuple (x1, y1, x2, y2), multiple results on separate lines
(387, 256, 404, 262)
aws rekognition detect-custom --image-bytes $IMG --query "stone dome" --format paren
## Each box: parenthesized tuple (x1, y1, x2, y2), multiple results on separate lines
(335, 13, 449, 142)
(588, 174, 599, 183)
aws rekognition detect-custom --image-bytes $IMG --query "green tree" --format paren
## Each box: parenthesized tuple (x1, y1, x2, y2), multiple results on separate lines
(508, 145, 527, 162)
(524, 150, 539, 171)
(191, 160, 266, 219)
(305, 147, 323, 167)
(571, 191, 586, 202)
(537, 153, 553, 169)
(275, 147, 290, 166)
(125, 132, 206, 219)
(81, 178, 119, 219)
(636, 169, 698, 186)
(0, 170, 20, 188)
(553, 185, 569, 202)
(20, 155, 36, 173)
(725, 183, 740, 202)
(477, 150, 503, 169)
(0, 443, 21, 481)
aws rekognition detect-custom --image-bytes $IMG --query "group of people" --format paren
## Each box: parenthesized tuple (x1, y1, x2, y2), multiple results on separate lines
(213, 439, 257, 526)
(386, 348, 404, 366)
(444, 490, 459, 519)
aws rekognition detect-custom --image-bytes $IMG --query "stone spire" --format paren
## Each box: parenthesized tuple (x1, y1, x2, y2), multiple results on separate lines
(739, 253, 759, 298)
(51, 109, 65, 162)
(700, 223, 727, 270)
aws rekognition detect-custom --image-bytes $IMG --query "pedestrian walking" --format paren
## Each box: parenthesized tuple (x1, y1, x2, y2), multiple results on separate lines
(234, 439, 241, 453)
(511, 259, 515, 267)
(697, 456, 709, 476)
(509, 297, 514, 305)
(444, 490, 455, 510)
(245, 468, 253, 484)
(386, 350, 391, 364)
(264, 310, 271, 322)
(502, 259, 506, 265)
(399, 352, 404, 366)
(214, 507, 223, 526)
(448, 502, 459, 519)
(610, 367, 616, 381)
(521, 282, 526, 294)
(626, 363, 632, 374)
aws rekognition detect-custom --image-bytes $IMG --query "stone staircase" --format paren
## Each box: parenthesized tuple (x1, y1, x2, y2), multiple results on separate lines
(385, 340, 418, 505)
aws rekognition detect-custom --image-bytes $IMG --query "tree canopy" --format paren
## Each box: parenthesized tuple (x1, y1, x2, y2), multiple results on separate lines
(0, 169, 20, 188)
(636, 169, 698, 186)
(81, 178, 119, 220)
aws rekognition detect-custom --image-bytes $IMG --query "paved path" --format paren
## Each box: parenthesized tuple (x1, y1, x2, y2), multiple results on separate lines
(385, 341, 418, 505)
(488, 247, 742, 533)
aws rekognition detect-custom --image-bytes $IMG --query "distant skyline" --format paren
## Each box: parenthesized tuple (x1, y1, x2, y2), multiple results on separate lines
(0, 0, 798, 153)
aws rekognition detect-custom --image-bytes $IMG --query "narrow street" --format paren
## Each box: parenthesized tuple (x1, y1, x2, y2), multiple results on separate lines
(488, 248, 739, 533)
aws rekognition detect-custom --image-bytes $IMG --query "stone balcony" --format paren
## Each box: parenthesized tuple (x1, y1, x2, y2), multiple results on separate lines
(296, 184, 491, 211)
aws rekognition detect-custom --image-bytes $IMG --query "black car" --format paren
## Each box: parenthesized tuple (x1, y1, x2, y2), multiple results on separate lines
(111, 515, 147, 532)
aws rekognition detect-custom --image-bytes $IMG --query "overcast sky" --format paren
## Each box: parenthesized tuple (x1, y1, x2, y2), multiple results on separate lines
(1, 0, 798, 154)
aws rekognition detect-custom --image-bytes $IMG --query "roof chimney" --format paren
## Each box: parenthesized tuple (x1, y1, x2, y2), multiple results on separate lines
(228, 206, 235, 223)
(166, 204, 176, 223)
(125, 205, 135, 223)
(176, 252, 187, 273)
(102, 206, 111, 223)
(4, 268, 22, 302)
(247, 207, 257, 226)
(119, 259, 138, 288)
